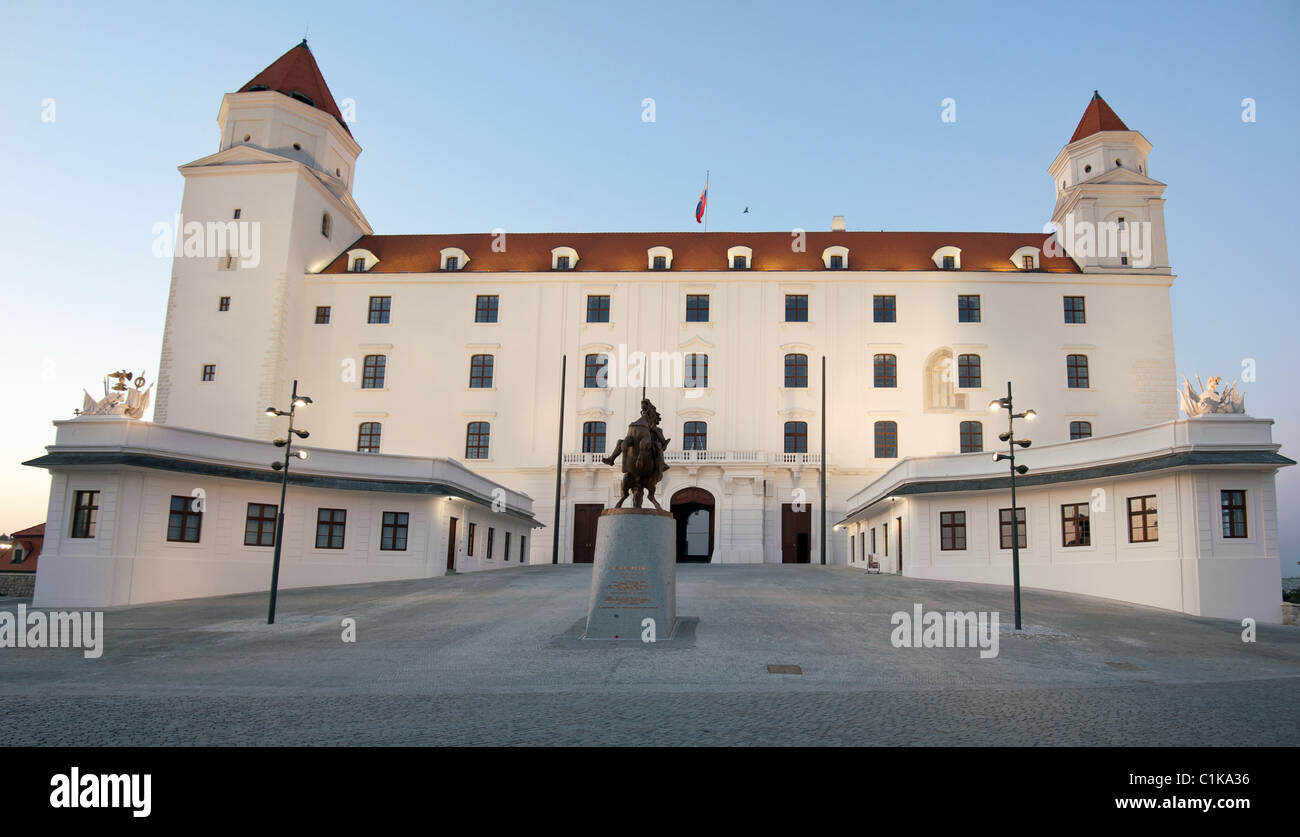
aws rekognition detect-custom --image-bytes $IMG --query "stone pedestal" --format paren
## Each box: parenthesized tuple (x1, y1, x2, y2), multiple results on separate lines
(583, 509, 676, 640)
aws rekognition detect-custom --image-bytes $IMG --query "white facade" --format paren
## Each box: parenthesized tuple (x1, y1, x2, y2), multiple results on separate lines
(145, 45, 1184, 569)
(839, 416, 1293, 622)
(26, 419, 538, 608)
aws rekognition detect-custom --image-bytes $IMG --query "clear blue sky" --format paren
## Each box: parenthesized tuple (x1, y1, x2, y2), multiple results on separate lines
(1, 0, 1297, 575)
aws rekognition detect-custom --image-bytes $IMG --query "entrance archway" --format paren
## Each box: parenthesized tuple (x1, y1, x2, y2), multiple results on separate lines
(670, 487, 715, 563)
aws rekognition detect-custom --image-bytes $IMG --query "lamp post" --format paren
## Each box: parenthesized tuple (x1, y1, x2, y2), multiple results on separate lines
(988, 381, 1035, 631)
(265, 379, 312, 625)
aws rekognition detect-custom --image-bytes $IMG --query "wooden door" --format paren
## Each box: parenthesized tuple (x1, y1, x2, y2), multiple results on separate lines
(446, 517, 458, 572)
(573, 504, 603, 564)
(781, 503, 812, 564)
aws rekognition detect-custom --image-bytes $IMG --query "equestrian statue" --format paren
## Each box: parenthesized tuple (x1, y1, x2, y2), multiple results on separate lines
(602, 397, 671, 510)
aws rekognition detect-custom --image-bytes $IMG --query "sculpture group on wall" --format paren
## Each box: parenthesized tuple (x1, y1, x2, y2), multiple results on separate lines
(77, 370, 153, 420)
(1179, 374, 1245, 417)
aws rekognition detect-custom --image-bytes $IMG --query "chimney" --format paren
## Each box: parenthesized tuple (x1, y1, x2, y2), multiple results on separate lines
(831, 216, 846, 232)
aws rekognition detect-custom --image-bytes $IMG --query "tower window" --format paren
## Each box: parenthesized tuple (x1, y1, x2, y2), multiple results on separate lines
(201, 364, 216, 382)
(321, 213, 331, 238)
(1069, 421, 1092, 440)
(367, 296, 391, 324)
(686, 294, 709, 322)
(873, 295, 896, 323)
(873, 354, 897, 388)
(1220, 490, 1248, 539)
(475, 295, 499, 323)
(1084, 164, 1091, 173)
(218, 296, 230, 312)
(586, 295, 611, 323)
(465, 422, 491, 459)
(957, 353, 981, 388)
(783, 353, 808, 388)
(362, 354, 387, 389)
(357, 422, 382, 453)
(959, 420, 983, 453)
(874, 421, 898, 458)
(957, 294, 980, 323)
(1063, 296, 1086, 324)
(233, 208, 241, 220)
(683, 421, 707, 451)
(783, 421, 808, 453)
(469, 354, 495, 388)
(315, 306, 331, 324)
(584, 353, 608, 388)
(1066, 354, 1090, 388)
(684, 353, 708, 389)
(784, 294, 808, 322)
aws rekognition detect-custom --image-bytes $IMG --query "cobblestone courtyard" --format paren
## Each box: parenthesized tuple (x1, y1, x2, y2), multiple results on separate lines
(2, 565, 1297, 745)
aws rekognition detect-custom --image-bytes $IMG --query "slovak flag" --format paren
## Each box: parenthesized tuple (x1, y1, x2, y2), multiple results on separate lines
(695, 184, 708, 224)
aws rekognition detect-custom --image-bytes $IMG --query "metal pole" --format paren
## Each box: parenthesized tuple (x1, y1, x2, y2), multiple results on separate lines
(551, 355, 566, 564)
(1007, 380, 1022, 630)
(820, 355, 827, 565)
(267, 379, 297, 625)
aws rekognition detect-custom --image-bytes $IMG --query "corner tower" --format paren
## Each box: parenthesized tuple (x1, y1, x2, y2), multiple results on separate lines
(1048, 92, 1170, 273)
(153, 41, 371, 439)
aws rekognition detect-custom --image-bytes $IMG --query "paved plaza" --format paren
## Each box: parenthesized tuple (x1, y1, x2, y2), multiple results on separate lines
(2, 565, 1297, 745)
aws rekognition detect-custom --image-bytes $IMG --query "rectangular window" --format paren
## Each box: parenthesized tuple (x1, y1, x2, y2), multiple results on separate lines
(1127, 495, 1158, 543)
(999, 507, 1026, 550)
(783, 353, 808, 388)
(959, 420, 982, 453)
(1022, 255, 1034, 270)
(469, 354, 494, 388)
(871, 528, 877, 554)
(505, 531, 512, 561)
(685, 353, 708, 388)
(584, 353, 608, 388)
(1069, 421, 1092, 440)
(520, 535, 526, 564)
(380, 511, 409, 551)
(244, 502, 278, 547)
(652, 255, 667, 270)
(1062, 503, 1091, 547)
(783, 421, 807, 454)
(829, 254, 843, 270)
(218, 296, 231, 312)
(686, 294, 709, 322)
(71, 490, 99, 538)
(233, 208, 241, 219)
(957, 294, 981, 323)
(315, 508, 347, 549)
(1064, 296, 1086, 324)
(556, 255, 570, 270)
(351, 257, 366, 272)
(167, 495, 203, 543)
(315, 306, 331, 324)
(940, 511, 966, 551)
(874, 421, 898, 458)
(487, 527, 495, 559)
(733, 255, 747, 269)
(368, 296, 391, 324)
(201, 364, 216, 382)
(873, 295, 896, 323)
(1221, 490, 1248, 538)
(784, 294, 808, 322)
(467, 522, 477, 556)
(683, 421, 707, 450)
(957, 354, 981, 388)
(1067, 354, 1089, 388)
(942, 255, 956, 270)
(586, 295, 611, 323)
(362, 355, 386, 389)
(357, 421, 382, 453)
(465, 422, 490, 459)
(445, 256, 459, 271)
(582, 421, 607, 453)
(873, 354, 897, 388)
(475, 295, 499, 323)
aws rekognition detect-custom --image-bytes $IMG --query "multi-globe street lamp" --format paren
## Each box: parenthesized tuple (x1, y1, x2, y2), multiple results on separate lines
(265, 379, 312, 625)
(989, 382, 1035, 631)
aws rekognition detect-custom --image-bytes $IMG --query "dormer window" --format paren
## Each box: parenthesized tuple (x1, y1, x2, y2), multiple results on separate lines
(247, 84, 269, 92)
(821, 245, 849, 270)
(346, 248, 379, 273)
(1010, 246, 1040, 271)
(351, 257, 366, 272)
(726, 245, 752, 270)
(550, 246, 578, 270)
(931, 246, 962, 270)
(321, 213, 331, 239)
(440, 247, 469, 271)
(647, 246, 673, 270)
(290, 91, 316, 107)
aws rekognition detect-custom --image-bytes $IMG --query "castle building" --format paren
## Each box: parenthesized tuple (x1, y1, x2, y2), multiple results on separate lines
(26, 43, 1291, 618)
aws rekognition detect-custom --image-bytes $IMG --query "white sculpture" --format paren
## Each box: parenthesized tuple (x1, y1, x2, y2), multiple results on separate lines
(78, 371, 153, 420)
(1179, 374, 1245, 417)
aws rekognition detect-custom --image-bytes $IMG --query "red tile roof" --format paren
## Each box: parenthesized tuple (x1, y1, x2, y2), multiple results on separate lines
(10, 524, 44, 537)
(6, 523, 42, 574)
(321, 231, 1080, 274)
(238, 40, 351, 136)
(1070, 91, 1129, 143)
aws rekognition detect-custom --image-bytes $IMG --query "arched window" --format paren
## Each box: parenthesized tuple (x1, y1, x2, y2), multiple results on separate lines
(685, 353, 708, 388)
(362, 354, 386, 389)
(582, 421, 607, 453)
(784, 421, 808, 453)
(321, 212, 332, 239)
(874, 421, 898, 458)
(1067, 354, 1090, 388)
(583, 353, 608, 388)
(1070, 421, 1093, 440)
(784, 353, 808, 388)
(357, 422, 382, 453)
(959, 420, 982, 453)
(465, 422, 491, 459)
(957, 353, 981, 388)
(683, 421, 708, 450)
(873, 353, 897, 388)
(469, 354, 494, 388)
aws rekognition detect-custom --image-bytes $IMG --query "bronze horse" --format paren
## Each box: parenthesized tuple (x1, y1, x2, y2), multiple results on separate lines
(602, 398, 670, 510)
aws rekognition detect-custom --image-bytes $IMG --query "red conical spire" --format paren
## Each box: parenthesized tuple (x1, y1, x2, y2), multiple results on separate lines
(237, 40, 351, 135)
(1069, 91, 1128, 143)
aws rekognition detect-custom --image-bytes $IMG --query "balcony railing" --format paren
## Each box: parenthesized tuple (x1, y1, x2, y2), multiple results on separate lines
(563, 450, 821, 467)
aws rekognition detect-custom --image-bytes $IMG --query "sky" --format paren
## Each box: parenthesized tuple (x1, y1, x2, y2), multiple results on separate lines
(0, 0, 1297, 575)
